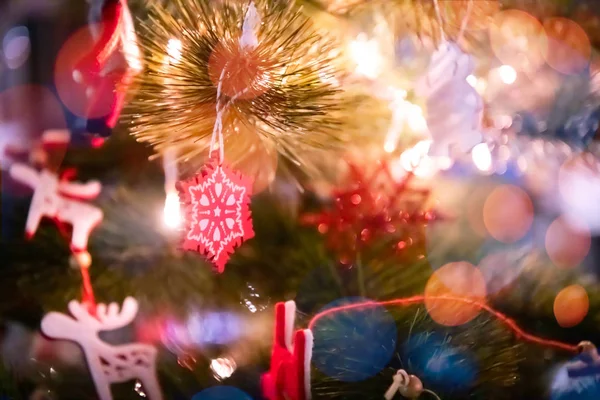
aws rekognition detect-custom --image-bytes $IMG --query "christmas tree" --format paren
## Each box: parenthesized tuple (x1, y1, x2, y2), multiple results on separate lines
(1, 0, 600, 399)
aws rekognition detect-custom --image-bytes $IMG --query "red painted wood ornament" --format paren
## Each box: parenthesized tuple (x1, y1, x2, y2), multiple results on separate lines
(74, 0, 142, 136)
(177, 160, 254, 272)
(262, 301, 313, 400)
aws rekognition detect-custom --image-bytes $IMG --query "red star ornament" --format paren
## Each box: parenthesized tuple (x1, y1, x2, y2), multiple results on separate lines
(177, 160, 254, 272)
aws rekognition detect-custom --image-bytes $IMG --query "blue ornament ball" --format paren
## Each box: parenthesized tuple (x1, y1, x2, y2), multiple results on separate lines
(191, 386, 253, 400)
(312, 297, 397, 382)
(402, 333, 477, 392)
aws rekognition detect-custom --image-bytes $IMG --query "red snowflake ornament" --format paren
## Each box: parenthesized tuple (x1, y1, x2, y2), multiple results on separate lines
(177, 160, 254, 272)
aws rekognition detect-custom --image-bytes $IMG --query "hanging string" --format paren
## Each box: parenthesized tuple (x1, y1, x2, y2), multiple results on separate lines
(308, 295, 579, 353)
(208, 67, 228, 163)
(79, 265, 96, 311)
(423, 389, 442, 400)
(208, 67, 252, 164)
(53, 218, 96, 311)
(457, 0, 474, 44)
(432, 0, 446, 42)
(207, 1, 258, 165)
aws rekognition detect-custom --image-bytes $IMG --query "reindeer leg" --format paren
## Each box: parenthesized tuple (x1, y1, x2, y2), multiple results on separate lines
(94, 383, 113, 400)
(140, 370, 163, 400)
(88, 359, 113, 400)
(69, 205, 103, 251)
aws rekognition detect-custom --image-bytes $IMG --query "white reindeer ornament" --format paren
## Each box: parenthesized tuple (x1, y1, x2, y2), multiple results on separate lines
(9, 163, 103, 252)
(41, 297, 163, 400)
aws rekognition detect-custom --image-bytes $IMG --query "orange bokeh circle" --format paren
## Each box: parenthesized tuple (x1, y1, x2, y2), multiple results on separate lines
(483, 185, 533, 243)
(543, 18, 591, 75)
(553, 284, 589, 328)
(545, 216, 591, 268)
(425, 261, 487, 326)
(489, 10, 547, 73)
(55, 23, 113, 119)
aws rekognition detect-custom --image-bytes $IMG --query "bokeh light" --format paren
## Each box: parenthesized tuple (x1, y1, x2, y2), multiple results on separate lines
(424, 262, 487, 326)
(472, 143, 492, 172)
(403, 333, 477, 392)
(312, 297, 397, 382)
(489, 10, 547, 73)
(466, 74, 477, 87)
(543, 18, 591, 75)
(483, 185, 533, 243)
(186, 311, 244, 346)
(545, 217, 590, 269)
(0, 85, 67, 144)
(398, 140, 452, 178)
(210, 357, 237, 381)
(55, 23, 114, 119)
(553, 284, 589, 328)
(350, 33, 384, 79)
(558, 154, 600, 234)
(163, 191, 181, 228)
(2, 26, 31, 70)
(166, 38, 183, 64)
(191, 386, 252, 400)
(157, 310, 245, 352)
(498, 65, 517, 85)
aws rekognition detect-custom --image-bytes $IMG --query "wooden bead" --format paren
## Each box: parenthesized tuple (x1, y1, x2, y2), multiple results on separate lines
(577, 341, 599, 360)
(70, 251, 92, 269)
(578, 341, 596, 354)
(399, 375, 424, 399)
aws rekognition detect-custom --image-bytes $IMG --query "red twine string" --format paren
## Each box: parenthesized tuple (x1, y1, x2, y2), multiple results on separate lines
(308, 295, 579, 353)
(79, 265, 96, 311)
(52, 216, 97, 312)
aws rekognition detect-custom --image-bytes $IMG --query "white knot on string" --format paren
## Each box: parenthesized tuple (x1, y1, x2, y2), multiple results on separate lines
(384, 370, 410, 400)
(241, 1, 260, 50)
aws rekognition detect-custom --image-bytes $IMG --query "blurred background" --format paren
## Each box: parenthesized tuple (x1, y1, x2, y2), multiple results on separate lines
(2, 0, 600, 399)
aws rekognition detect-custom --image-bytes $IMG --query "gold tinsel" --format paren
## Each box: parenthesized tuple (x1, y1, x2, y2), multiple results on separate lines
(126, 0, 353, 181)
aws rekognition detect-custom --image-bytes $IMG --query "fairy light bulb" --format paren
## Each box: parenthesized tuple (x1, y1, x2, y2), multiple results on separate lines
(400, 140, 435, 177)
(406, 104, 427, 133)
(166, 39, 182, 64)
(163, 148, 181, 228)
(383, 89, 425, 153)
(498, 65, 517, 84)
(210, 357, 237, 381)
(384, 141, 396, 153)
(350, 33, 383, 79)
(472, 143, 492, 172)
(384, 89, 408, 153)
(467, 74, 477, 87)
(163, 192, 181, 228)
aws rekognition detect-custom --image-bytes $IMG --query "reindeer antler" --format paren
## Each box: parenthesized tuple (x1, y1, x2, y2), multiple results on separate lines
(95, 297, 139, 330)
(69, 300, 101, 325)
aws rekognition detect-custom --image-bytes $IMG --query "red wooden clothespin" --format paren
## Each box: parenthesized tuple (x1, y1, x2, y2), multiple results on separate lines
(75, 0, 142, 136)
(262, 301, 313, 400)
